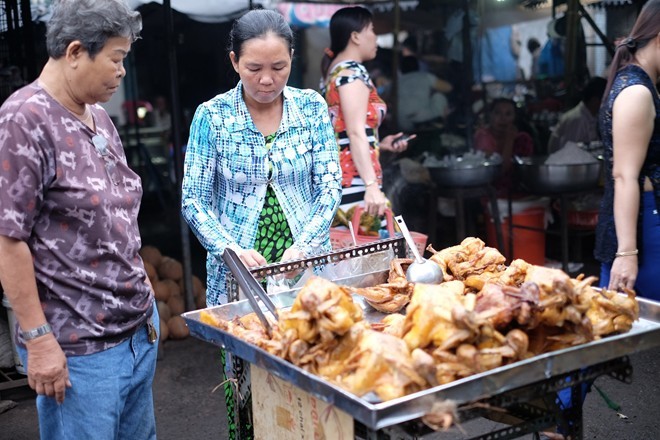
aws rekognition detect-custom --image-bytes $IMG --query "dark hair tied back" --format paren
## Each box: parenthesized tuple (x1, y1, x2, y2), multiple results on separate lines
(603, 0, 660, 99)
(320, 6, 372, 78)
(229, 9, 293, 61)
(616, 37, 637, 52)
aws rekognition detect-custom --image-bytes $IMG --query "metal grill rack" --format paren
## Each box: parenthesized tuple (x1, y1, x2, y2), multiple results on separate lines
(226, 236, 407, 302)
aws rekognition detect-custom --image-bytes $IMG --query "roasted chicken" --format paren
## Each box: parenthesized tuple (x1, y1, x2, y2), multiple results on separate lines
(198, 239, 640, 405)
(403, 280, 479, 351)
(346, 258, 414, 313)
(428, 237, 506, 282)
(319, 325, 428, 401)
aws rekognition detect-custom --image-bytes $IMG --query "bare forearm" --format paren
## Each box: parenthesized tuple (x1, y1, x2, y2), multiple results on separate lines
(346, 130, 378, 183)
(613, 177, 640, 252)
(0, 236, 48, 331)
(434, 79, 453, 94)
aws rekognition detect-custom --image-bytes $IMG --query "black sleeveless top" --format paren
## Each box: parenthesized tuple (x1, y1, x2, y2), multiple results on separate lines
(594, 64, 660, 263)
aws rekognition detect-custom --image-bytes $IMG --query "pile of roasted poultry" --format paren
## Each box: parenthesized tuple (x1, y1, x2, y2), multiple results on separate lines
(200, 237, 639, 402)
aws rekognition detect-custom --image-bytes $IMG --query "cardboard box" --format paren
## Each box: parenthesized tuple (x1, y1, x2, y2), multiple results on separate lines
(252, 365, 354, 440)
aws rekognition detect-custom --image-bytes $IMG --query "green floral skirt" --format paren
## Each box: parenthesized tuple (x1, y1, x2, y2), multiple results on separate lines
(222, 184, 293, 439)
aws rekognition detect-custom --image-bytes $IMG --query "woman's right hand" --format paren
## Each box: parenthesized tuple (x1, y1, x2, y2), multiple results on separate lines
(238, 249, 268, 268)
(364, 185, 388, 217)
(608, 254, 638, 292)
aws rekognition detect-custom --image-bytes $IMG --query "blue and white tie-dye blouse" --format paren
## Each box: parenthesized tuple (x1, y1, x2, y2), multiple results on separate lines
(181, 82, 342, 305)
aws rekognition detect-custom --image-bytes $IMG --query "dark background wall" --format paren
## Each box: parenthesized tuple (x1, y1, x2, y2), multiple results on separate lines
(131, 3, 236, 127)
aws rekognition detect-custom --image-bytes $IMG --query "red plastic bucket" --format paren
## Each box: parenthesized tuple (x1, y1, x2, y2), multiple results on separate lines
(487, 207, 546, 265)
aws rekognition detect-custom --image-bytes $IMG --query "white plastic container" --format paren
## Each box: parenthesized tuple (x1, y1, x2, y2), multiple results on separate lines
(1, 295, 26, 375)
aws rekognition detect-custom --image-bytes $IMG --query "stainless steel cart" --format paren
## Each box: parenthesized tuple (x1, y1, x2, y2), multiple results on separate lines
(183, 238, 660, 439)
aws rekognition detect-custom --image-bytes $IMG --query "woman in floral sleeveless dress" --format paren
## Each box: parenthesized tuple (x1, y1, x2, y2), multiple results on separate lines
(320, 6, 413, 217)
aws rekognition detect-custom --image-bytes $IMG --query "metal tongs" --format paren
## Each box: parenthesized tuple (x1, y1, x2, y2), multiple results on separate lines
(222, 248, 279, 336)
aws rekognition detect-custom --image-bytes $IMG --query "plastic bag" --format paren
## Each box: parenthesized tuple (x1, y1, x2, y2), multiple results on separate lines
(264, 247, 395, 295)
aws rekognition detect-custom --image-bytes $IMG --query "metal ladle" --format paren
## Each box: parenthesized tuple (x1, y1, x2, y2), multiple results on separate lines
(394, 215, 444, 284)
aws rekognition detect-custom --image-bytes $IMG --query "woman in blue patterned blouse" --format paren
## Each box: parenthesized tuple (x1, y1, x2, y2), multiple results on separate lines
(181, 9, 342, 307)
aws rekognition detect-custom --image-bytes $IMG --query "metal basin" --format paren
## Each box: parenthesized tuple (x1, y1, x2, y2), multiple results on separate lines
(427, 160, 502, 188)
(515, 156, 602, 194)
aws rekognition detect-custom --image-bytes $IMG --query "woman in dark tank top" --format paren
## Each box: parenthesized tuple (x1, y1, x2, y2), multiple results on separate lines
(594, 0, 660, 302)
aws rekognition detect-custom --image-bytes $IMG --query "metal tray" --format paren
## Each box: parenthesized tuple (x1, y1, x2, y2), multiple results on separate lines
(183, 284, 660, 431)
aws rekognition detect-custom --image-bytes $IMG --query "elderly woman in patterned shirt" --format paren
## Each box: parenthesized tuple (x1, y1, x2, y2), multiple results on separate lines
(181, 9, 342, 307)
(0, 1, 158, 439)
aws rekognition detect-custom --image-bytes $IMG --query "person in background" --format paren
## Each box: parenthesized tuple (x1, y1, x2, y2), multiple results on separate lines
(397, 55, 452, 132)
(320, 6, 412, 217)
(545, 4, 660, 439)
(547, 76, 607, 153)
(0, 1, 159, 439)
(474, 97, 534, 195)
(151, 94, 172, 131)
(527, 37, 541, 79)
(401, 35, 429, 72)
(538, 18, 566, 80)
(595, 0, 660, 302)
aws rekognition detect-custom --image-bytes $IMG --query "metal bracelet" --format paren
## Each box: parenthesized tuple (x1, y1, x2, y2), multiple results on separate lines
(19, 323, 52, 340)
(615, 249, 638, 257)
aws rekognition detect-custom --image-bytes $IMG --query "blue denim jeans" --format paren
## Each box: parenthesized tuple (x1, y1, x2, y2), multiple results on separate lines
(18, 304, 159, 440)
(600, 191, 660, 301)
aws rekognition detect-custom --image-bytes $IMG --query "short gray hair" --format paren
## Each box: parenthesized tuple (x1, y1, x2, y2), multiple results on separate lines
(46, 0, 142, 59)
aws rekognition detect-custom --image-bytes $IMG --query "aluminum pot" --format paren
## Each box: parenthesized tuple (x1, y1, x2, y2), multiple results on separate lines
(427, 160, 502, 188)
(515, 156, 602, 194)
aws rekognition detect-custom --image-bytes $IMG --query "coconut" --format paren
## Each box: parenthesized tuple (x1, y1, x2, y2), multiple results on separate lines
(167, 294, 185, 316)
(158, 256, 183, 281)
(144, 261, 158, 283)
(159, 318, 169, 341)
(153, 280, 171, 303)
(195, 290, 207, 309)
(177, 275, 205, 300)
(157, 300, 172, 322)
(167, 316, 189, 340)
(139, 245, 163, 268)
(192, 276, 205, 297)
(161, 279, 181, 299)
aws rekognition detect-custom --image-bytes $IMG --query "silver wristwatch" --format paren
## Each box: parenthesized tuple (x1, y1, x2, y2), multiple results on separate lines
(19, 323, 52, 340)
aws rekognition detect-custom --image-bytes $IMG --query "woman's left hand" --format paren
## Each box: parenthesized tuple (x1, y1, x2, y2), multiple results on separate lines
(281, 246, 305, 262)
(281, 246, 305, 279)
(380, 133, 415, 153)
(608, 255, 638, 291)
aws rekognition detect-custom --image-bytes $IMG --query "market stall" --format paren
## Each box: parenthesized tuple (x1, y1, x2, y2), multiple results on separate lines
(183, 237, 660, 439)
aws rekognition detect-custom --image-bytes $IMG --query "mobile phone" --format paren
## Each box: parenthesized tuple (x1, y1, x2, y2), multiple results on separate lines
(393, 134, 412, 144)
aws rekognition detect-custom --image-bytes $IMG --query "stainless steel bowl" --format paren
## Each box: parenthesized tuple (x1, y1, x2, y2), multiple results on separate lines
(515, 156, 602, 194)
(427, 160, 502, 188)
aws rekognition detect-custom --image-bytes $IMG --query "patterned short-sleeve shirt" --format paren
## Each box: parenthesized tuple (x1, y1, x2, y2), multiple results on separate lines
(0, 81, 153, 355)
